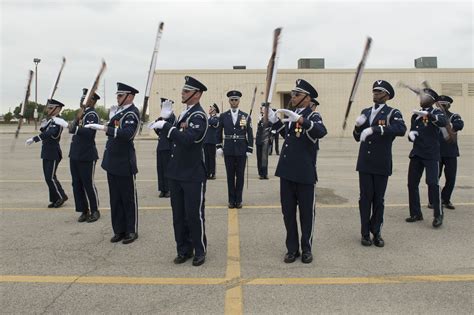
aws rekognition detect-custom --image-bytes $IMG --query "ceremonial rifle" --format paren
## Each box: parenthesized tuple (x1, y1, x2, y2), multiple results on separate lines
(261, 27, 282, 170)
(246, 86, 258, 188)
(14, 70, 34, 139)
(140, 22, 164, 134)
(75, 60, 107, 126)
(342, 37, 372, 131)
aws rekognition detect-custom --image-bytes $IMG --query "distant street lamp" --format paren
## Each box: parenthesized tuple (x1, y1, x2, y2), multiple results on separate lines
(33, 58, 41, 130)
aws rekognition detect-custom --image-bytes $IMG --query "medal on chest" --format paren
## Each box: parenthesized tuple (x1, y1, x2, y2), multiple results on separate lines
(240, 117, 246, 129)
(422, 116, 429, 126)
(114, 120, 119, 129)
(180, 122, 188, 131)
(378, 119, 386, 127)
(295, 122, 302, 138)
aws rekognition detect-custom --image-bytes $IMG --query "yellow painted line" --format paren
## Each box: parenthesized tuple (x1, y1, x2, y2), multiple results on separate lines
(1, 274, 472, 286)
(1, 202, 474, 212)
(224, 207, 243, 314)
(0, 275, 225, 285)
(247, 274, 474, 285)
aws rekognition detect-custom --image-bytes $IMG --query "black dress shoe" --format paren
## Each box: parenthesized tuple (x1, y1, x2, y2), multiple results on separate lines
(110, 234, 125, 243)
(77, 211, 89, 223)
(163, 191, 170, 198)
(122, 233, 138, 244)
(301, 252, 313, 263)
(208, 175, 216, 180)
(159, 191, 165, 198)
(47, 202, 55, 208)
(432, 216, 443, 228)
(373, 234, 385, 247)
(406, 215, 424, 222)
(361, 236, 372, 246)
(53, 195, 68, 208)
(173, 252, 193, 264)
(228, 203, 235, 209)
(284, 252, 300, 263)
(427, 203, 433, 209)
(235, 203, 242, 209)
(192, 255, 206, 266)
(443, 201, 455, 210)
(87, 211, 100, 223)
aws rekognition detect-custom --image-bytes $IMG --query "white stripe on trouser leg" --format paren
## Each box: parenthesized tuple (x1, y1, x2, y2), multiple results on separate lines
(437, 163, 443, 216)
(51, 160, 63, 200)
(199, 182, 206, 253)
(92, 161, 99, 208)
(309, 188, 316, 247)
(133, 175, 138, 232)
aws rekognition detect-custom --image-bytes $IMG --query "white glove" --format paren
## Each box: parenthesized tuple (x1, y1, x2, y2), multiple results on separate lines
(151, 120, 166, 129)
(360, 127, 373, 142)
(217, 148, 224, 158)
(355, 114, 367, 127)
(109, 105, 118, 119)
(84, 123, 106, 131)
(148, 120, 164, 129)
(25, 138, 34, 146)
(276, 109, 301, 123)
(53, 117, 69, 128)
(413, 109, 429, 117)
(270, 130, 277, 134)
(267, 108, 279, 124)
(408, 131, 419, 141)
(246, 152, 252, 157)
(160, 99, 174, 119)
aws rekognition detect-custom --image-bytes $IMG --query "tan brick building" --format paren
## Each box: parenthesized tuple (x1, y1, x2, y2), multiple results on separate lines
(148, 68, 473, 136)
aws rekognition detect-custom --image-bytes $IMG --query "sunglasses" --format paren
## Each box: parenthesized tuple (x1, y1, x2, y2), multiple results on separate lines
(182, 89, 194, 94)
(116, 93, 127, 98)
(230, 99, 239, 102)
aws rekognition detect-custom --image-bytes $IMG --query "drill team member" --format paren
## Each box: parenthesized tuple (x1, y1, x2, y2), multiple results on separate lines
(269, 79, 327, 264)
(69, 91, 101, 222)
(26, 99, 68, 208)
(203, 103, 220, 179)
(406, 88, 447, 228)
(353, 80, 406, 247)
(150, 76, 209, 266)
(216, 90, 254, 209)
(85, 82, 140, 244)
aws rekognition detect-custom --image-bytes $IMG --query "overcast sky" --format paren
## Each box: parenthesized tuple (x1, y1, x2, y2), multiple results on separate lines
(1, 0, 472, 113)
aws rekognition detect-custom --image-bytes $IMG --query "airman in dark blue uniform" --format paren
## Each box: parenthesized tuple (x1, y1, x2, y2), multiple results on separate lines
(151, 98, 176, 198)
(26, 99, 68, 208)
(353, 80, 406, 247)
(255, 104, 272, 179)
(152, 76, 208, 266)
(406, 88, 447, 228)
(269, 79, 327, 264)
(216, 90, 254, 209)
(203, 103, 220, 179)
(428, 95, 464, 209)
(85, 82, 140, 244)
(69, 91, 101, 223)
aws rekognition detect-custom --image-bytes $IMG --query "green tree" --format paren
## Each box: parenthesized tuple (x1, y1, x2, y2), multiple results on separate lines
(60, 109, 79, 121)
(95, 105, 109, 122)
(4, 112, 13, 122)
(13, 101, 45, 123)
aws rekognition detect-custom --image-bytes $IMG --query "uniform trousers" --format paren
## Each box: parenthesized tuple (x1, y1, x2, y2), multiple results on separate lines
(157, 150, 171, 193)
(224, 155, 246, 204)
(42, 159, 66, 203)
(280, 178, 316, 254)
(70, 159, 99, 213)
(256, 144, 268, 177)
(107, 173, 138, 234)
(408, 156, 443, 218)
(204, 144, 216, 177)
(169, 179, 207, 257)
(358, 172, 389, 237)
(439, 157, 457, 203)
